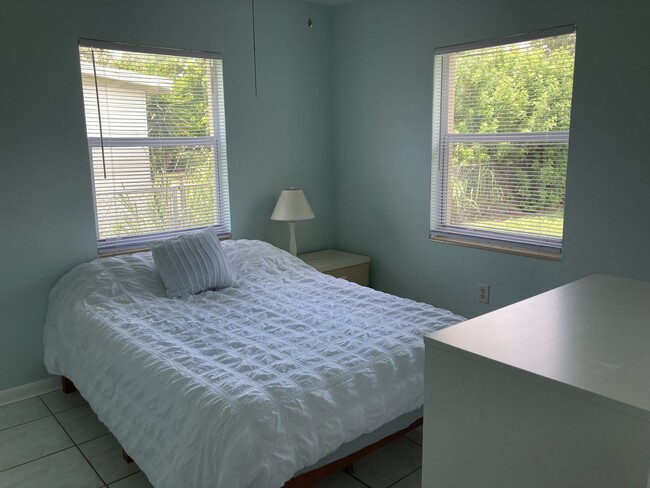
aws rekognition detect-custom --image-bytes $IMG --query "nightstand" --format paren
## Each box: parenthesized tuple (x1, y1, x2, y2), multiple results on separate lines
(298, 249, 371, 286)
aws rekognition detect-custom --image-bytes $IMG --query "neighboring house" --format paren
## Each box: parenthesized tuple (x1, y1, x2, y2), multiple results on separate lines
(80, 64, 173, 237)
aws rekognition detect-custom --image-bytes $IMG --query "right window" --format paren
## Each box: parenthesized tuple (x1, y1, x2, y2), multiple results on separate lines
(431, 26, 576, 258)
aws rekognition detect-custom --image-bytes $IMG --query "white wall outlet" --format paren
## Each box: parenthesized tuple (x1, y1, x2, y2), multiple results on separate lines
(478, 284, 490, 304)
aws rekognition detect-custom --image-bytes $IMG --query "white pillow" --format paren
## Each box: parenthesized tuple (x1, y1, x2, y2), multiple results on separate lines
(151, 228, 237, 298)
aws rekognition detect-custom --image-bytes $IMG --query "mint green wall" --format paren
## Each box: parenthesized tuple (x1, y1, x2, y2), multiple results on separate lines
(332, 0, 650, 318)
(4, 0, 650, 393)
(0, 0, 333, 391)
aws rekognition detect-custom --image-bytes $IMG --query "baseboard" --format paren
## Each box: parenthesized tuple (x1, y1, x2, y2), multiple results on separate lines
(0, 376, 61, 407)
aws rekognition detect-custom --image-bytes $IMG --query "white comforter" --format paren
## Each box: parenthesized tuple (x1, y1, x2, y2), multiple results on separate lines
(43, 240, 464, 488)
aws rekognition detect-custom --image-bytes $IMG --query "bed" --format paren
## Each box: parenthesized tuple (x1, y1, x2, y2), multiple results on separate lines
(43, 239, 464, 487)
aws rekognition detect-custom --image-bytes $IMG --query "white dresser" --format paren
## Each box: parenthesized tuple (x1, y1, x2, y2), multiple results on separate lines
(423, 274, 650, 487)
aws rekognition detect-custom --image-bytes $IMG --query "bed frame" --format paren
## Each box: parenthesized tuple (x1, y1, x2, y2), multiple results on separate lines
(61, 376, 422, 487)
(281, 417, 422, 488)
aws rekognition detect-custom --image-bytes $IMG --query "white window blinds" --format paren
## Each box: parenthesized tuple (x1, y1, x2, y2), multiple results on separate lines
(431, 26, 576, 255)
(79, 40, 230, 254)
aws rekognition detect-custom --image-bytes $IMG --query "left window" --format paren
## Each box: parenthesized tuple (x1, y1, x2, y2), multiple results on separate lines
(79, 40, 230, 254)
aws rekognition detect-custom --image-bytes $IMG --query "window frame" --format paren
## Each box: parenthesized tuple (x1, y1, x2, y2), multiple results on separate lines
(79, 39, 231, 255)
(430, 25, 576, 259)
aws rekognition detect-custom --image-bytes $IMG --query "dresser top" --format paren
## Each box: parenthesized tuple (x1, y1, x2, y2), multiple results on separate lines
(426, 274, 650, 420)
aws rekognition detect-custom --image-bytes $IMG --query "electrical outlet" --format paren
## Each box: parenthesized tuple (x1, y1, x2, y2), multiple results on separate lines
(478, 284, 490, 304)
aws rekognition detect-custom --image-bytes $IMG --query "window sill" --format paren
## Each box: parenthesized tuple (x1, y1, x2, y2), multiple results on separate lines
(429, 235, 561, 261)
(98, 233, 232, 258)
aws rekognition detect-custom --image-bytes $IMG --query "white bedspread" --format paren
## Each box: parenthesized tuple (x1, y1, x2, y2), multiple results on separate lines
(43, 240, 464, 488)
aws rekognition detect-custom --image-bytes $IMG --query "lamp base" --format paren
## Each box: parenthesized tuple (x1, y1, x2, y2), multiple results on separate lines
(289, 221, 297, 256)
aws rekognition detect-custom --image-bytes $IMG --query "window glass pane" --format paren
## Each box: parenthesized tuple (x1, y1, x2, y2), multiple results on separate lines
(90, 145, 217, 239)
(451, 35, 576, 135)
(446, 140, 567, 239)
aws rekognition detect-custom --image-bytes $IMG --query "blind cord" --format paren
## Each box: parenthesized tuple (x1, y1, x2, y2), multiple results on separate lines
(308, 1, 313, 28)
(252, 0, 258, 98)
(90, 49, 108, 179)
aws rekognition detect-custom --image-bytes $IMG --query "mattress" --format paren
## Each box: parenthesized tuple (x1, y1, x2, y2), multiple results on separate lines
(43, 240, 464, 488)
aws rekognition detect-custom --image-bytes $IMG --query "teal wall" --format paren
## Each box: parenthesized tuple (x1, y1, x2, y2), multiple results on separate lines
(3, 0, 650, 393)
(331, 0, 650, 318)
(0, 0, 333, 391)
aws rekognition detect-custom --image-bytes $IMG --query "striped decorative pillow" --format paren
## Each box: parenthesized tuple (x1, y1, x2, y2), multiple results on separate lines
(151, 228, 237, 298)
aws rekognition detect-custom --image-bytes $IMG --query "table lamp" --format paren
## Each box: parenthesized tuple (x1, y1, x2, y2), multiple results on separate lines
(271, 188, 315, 255)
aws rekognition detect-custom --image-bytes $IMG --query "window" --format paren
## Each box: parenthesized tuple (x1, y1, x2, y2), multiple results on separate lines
(431, 26, 576, 258)
(79, 40, 230, 254)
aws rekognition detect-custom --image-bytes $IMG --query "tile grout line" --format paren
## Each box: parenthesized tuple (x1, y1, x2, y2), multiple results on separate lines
(77, 432, 112, 447)
(0, 446, 76, 475)
(60, 426, 138, 487)
(401, 435, 422, 447)
(346, 434, 422, 488)
(76, 437, 144, 488)
(348, 471, 374, 488)
(0, 395, 77, 475)
(0, 395, 53, 434)
(40, 391, 90, 415)
(0, 413, 52, 434)
(75, 444, 109, 486)
(104, 471, 144, 487)
(384, 466, 422, 488)
(43, 393, 108, 485)
(38, 394, 144, 485)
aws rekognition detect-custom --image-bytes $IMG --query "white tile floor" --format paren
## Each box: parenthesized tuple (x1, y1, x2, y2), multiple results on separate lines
(0, 390, 422, 488)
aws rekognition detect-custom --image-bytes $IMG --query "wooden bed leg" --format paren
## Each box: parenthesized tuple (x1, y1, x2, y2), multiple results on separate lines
(343, 464, 354, 474)
(61, 376, 77, 394)
(122, 449, 134, 464)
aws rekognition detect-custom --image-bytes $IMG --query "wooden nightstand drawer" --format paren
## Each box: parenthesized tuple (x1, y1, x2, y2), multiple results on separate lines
(325, 263, 369, 286)
(298, 249, 371, 286)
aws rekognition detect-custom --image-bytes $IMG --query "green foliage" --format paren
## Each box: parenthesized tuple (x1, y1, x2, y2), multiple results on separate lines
(447, 33, 575, 236)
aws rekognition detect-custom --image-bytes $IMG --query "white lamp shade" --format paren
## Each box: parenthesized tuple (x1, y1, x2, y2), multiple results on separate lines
(270, 189, 315, 222)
